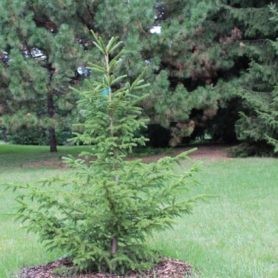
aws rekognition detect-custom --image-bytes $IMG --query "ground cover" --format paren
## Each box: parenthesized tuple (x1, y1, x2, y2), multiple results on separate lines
(0, 145, 277, 277)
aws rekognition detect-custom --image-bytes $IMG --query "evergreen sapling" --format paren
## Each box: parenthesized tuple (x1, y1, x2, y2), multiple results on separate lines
(14, 32, 202, 274)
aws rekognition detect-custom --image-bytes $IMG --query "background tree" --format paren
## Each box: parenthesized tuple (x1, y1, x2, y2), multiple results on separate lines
(0, 0, 277, 154)
(94, 0, 277, 153)
(0, 0, 97, 151)
(234, 4, 278, 155)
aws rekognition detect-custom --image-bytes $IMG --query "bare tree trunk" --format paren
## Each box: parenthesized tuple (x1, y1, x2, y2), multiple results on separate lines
(48, 127, 57, 152)
(47, 92, 57, 152)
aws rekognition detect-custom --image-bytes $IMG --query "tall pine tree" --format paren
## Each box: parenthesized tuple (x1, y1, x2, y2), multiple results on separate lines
(234, 4, 278, 154)
(0, 0, 97, 151)
(94, 0, 278, 152)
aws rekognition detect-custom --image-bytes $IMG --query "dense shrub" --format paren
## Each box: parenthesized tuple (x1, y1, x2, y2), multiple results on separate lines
(7, 127, 73, 145)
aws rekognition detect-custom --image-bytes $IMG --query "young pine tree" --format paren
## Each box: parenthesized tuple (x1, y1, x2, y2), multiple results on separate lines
(14, 33, 201, 274)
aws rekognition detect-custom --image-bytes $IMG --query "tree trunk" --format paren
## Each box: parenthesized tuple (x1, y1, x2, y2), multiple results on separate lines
(47, 92, 57, 152)
(48, 127, 57, 152)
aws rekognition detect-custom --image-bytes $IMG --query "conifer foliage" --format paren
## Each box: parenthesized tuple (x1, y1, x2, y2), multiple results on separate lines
(0, 1, 277, 154)
(235, 4, 278, 154)
(94, 0, 278, 153)
(14, 33, 200, 274)
(0, 0, 92, 151)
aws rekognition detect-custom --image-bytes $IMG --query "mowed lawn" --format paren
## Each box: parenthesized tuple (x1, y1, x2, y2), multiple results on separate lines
(0, 145, 277, 277)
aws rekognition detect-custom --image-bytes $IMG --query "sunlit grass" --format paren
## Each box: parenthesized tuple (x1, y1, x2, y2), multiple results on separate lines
(150, 158, 278, 277)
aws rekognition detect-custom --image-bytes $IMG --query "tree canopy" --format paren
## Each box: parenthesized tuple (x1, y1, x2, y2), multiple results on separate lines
(0, 0, 277, 154)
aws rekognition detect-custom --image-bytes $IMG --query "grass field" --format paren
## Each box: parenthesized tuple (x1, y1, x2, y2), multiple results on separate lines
(0, 144, 277, 277)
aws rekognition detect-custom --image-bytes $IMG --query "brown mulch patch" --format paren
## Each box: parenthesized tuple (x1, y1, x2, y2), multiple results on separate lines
(141, 145, 230, 163)
(18, 258, 191, 278)
(188, 145, 230, 161)
(22, 145, 231, 169)
(22, 158, 66, 169)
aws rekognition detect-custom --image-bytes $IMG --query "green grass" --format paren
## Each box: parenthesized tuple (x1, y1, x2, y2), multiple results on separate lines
(0, 144, 93, 169)
(0, 144, 277, 277)
(150, 159, 278, 277)
(0, 144, 173, 169)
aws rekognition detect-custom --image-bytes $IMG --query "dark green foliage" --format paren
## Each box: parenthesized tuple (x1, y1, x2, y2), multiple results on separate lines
(235, 4, 278, 154)
(0, 0, 277, 154)
(0, 0, 93, 151)
(14, 34, 201, 274)
(93, 0, 278, 152)
(7, 127, 48, 145)
(6, 127, 72, 145)
(229, 143, 275, 157)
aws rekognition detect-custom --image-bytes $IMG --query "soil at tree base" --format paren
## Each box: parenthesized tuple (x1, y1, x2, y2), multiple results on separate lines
(18, 258, 191, 278)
